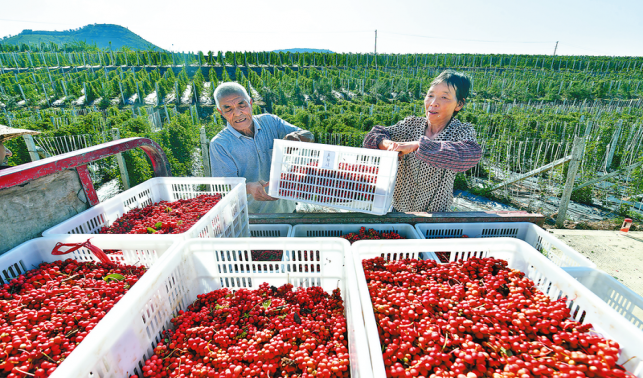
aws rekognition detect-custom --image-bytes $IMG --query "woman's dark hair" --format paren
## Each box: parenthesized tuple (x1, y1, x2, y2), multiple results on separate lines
(430, 70, 471, 114)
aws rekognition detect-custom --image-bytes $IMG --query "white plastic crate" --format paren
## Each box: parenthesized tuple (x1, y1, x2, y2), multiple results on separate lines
(415, 222, 595, 268)
(42, 177, 250, 240)
(268, 139, 399, 215)
(352, 238, 643, 378)
(1, 235, 179, 286)
(564, 267, 643, 330)
(0, 235, 179, 377)
(51, 238, 373, 378)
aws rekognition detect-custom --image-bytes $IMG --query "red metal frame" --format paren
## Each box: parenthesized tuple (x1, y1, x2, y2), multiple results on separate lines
(0, 137, 171, 206)
(75, 164, 100, 206)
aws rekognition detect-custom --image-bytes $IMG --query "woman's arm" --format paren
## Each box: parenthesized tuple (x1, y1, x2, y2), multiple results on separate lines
(415, 126, 482, 172)
(364, 118, 417, 150)
(363, 125, 391, 150)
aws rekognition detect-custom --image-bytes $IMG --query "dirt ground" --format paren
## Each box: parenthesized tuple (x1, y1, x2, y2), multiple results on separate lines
(548, 230, 643, 297)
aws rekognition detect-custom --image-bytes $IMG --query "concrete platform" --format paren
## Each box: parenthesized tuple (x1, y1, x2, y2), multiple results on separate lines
(549, 230, 643, 297)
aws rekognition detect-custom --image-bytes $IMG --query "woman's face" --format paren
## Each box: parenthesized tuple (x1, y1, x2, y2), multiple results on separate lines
(424, 82, 464, 124)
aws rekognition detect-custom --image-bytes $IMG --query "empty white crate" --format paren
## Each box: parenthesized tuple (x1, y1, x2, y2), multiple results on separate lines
(43, 177, 250, 240)
(249, 223, 292, 238)
(291, 223, 419, 239)
(352, 238, 643, 377)
(564, 267, 643, 330)
(415, 222, 595, 268)
(289, 224, 419, 265)
(51, 238, 373, 378)
(268, 140, 399, 215)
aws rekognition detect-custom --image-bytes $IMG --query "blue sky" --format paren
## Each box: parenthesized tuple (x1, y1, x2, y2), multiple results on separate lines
(1, 0, 642, 56)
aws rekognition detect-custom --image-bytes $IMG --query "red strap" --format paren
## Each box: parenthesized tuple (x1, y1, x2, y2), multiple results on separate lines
(51, 238, 112, 265)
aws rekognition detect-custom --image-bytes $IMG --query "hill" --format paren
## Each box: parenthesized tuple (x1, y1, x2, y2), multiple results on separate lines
(0, 24, 162, 51)
(273, 48, 334, 54)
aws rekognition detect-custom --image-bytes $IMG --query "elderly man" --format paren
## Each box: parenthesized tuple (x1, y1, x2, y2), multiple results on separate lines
(0, 125, 40, 169)
(209, 82, 313, 213)
(0, 142, 12, 169)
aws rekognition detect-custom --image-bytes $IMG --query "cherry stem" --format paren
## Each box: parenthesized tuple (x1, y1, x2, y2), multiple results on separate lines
(14, 367, 36, 376)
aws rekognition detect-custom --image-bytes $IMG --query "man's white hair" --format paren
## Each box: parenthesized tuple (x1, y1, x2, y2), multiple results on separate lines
(213, 82, 252, 110)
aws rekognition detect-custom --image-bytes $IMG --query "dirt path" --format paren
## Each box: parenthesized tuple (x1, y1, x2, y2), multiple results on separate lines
(549, 230, 643, 297)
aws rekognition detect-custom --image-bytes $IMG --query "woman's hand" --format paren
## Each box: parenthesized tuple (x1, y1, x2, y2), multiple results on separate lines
(379, 140, 419, 156)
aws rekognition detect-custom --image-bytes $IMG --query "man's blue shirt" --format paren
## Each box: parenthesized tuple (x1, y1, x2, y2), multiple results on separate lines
(209, 114, 302, 213)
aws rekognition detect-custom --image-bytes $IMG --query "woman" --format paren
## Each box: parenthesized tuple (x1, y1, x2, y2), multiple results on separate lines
(363, 70, 482, 212)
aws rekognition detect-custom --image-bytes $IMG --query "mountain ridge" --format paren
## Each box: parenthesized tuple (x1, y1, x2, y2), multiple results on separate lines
(0, 24, 162, 51)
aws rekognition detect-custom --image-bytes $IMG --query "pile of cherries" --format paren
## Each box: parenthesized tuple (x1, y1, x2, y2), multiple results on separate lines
(99, 194, 222, 235)
(279, 162, 378, 203)
(0, 259, 146, 378)
(134, 283, 349, 378)
(363, 256, 635, 378)
(341, 227, 405, 244)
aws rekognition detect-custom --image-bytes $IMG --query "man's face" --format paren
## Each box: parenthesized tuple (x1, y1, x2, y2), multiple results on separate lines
(217, 94, 254, 133)
(0, 143, 11, 165)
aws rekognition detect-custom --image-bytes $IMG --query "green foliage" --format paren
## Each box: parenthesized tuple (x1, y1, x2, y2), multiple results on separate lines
(156, 113, 199, 177)
(453, 173, 469, 191)
(571, 185, 594, 205)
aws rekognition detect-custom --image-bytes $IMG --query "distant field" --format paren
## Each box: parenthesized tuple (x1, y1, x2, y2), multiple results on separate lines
(1, 47, 641, 223)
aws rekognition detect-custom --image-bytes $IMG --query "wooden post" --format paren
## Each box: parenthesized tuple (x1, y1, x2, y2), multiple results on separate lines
(111, 128, 131, 190)
(556, 136, 586, 227)
(605, 119, 623, 171)
(22, 135, 40, 162)
(200, 127, 211, 177)
(118, 82, 126, 104)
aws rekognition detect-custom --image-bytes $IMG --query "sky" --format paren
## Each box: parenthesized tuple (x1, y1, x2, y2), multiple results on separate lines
(1, 0, 642, 56)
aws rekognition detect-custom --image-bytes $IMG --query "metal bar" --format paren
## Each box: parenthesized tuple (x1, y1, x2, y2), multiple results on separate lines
(0, 137, 170, 189)
(75, 164, 99, 206)
(249, 211, 546, 226)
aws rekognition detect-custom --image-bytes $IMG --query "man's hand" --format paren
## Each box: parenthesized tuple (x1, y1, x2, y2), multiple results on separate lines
(284, 131, 314, 142)
(247, 180, 278, 201)
(378, 140, 419, 156)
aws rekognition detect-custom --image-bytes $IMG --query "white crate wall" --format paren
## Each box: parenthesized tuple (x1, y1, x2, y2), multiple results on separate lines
(249, 224, 292, 237)
(415, 222, 595, 268)
(564, 267, 643, 330)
